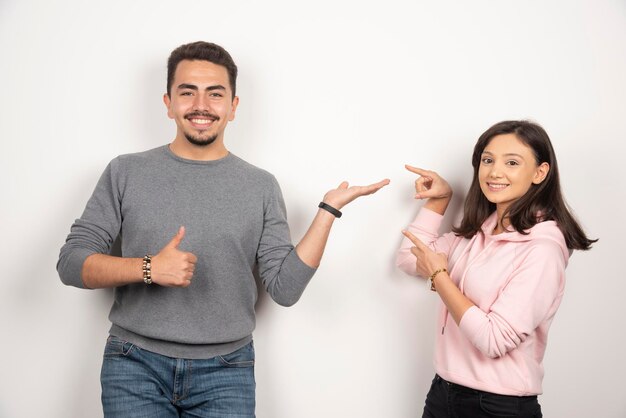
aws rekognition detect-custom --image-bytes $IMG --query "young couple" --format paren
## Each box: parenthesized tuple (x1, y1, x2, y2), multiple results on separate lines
(58, 41, 595, 418)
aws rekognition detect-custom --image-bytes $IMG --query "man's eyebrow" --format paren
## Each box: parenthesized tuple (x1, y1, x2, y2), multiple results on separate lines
(206, 85, 226, 91)
(177, 83, 198, 90)
(176, 84, 226, 92)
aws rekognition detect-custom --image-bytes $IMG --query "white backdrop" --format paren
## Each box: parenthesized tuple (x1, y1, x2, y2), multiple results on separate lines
(1, 1, 625, 417)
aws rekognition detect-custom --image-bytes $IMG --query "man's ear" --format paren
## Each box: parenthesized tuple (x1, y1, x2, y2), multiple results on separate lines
(228, 96, 239, 122)
(163, 93, 173, 119)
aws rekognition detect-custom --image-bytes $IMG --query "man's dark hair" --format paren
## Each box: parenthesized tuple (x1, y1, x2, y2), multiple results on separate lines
(166, 41, 238, 99)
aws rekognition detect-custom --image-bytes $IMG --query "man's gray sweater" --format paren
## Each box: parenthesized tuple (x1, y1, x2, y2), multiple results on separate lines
(57, 146, 316, 359)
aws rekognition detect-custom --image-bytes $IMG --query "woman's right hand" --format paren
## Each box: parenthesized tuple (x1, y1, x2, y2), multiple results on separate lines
(405, 165, 452, 200)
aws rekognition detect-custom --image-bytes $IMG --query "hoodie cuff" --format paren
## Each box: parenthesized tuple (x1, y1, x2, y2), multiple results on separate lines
(409, 207, 444, 234)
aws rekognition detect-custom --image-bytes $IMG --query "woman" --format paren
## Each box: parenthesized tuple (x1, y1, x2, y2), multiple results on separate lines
(396, 120, 595, 418)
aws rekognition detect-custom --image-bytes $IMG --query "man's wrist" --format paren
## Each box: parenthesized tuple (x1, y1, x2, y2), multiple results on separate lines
(142, 254, 153, 284)
(318, 202, 342, 218)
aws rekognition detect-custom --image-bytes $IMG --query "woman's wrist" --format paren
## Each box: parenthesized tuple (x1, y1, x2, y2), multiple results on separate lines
(428, 267, 448, 292)
(423, 195, 452, 215)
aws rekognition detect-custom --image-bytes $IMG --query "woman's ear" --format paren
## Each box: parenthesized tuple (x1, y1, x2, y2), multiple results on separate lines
(533, 162, 550, 184)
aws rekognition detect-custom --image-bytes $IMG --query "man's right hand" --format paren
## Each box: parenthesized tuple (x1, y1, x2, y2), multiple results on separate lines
(151, 226, 197, 287)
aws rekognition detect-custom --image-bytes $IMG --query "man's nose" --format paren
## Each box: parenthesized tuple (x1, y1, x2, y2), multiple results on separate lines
(192, 94, 211, 110)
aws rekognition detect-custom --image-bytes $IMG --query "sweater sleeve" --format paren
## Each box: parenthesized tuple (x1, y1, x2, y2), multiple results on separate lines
(56, 160, 123, 288)
(256, 177, 316, 307)
(458, 240, 566, 358)
(396, 208, 456, 277)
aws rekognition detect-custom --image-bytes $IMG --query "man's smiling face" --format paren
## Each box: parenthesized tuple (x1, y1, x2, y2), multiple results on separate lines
(164, 59, 239, 147)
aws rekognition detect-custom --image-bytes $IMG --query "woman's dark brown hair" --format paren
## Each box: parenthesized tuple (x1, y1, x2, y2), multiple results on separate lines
(452, 120, 596, 250)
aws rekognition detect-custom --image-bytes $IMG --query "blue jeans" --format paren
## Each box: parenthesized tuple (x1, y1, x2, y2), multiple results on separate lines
(101, 335, 256, 418)
(422, 375, 542, 418)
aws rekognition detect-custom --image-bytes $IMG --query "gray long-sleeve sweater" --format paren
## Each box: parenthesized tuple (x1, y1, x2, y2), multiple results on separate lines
(57, 145, 316, 359)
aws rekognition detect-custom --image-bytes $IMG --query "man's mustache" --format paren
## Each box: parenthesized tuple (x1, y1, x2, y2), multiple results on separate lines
(185, 111, 220, 121)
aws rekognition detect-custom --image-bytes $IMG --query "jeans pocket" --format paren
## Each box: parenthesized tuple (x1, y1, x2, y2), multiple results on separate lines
(479, 392, 521, 417)
(103, 335, 136, 357)
(217, 342, 255, 368)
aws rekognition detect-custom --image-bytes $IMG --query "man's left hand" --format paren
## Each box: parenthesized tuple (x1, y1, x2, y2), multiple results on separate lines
(322, 179, 390, 210)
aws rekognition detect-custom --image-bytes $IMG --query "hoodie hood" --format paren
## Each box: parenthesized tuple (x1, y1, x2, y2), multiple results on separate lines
(480, 212, 570, 265)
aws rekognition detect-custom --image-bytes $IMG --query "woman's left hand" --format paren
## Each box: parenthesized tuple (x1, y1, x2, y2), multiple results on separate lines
(402, 230, 448, 278)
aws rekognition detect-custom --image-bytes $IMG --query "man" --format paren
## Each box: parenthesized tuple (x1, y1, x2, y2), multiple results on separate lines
(57, 41, 388, 417)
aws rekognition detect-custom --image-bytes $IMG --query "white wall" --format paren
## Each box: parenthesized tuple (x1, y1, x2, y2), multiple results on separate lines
(1, 1, 625, 417)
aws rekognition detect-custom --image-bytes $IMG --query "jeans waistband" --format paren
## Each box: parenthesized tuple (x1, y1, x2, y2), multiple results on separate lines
(434, 374, 537, 399)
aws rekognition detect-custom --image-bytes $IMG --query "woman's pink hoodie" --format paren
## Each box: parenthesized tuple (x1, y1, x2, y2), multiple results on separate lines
(396, 208, 569, 396)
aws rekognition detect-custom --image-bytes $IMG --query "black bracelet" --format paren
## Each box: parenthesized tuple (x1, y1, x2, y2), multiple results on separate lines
(318, 202, 342, 218)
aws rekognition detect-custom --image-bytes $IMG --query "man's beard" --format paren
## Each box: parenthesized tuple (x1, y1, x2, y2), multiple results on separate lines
(184, 132, 218, 147)
(183, 111, 220, 146)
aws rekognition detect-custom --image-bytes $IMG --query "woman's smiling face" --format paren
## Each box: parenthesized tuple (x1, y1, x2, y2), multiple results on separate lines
(478, 133, 550, 216)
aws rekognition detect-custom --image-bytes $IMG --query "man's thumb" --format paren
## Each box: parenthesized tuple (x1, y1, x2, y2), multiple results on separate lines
(338, 181, 349, 190)
(167, 226, 185, 248)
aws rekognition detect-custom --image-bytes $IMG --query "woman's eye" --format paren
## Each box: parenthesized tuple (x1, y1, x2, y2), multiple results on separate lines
(506, 160, 519, 166)
(481, 158, 493, 164)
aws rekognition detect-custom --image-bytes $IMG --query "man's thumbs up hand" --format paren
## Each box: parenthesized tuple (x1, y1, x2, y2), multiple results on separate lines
(165, 226, 186, 249)
(151, 226, 197, 287)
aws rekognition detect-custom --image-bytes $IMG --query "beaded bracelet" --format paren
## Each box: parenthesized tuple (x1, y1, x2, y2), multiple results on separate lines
(142, 254, 153, 285)
(428, 268, 447, 292)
